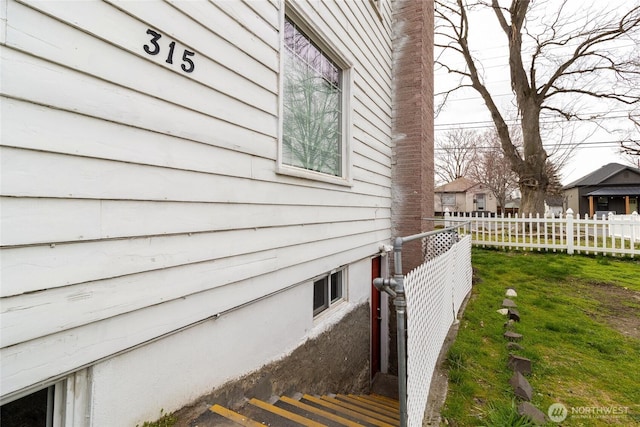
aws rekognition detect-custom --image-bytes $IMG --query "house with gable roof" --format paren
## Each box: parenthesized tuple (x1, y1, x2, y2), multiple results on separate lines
(434, 177, 498, 215)
(563, 163, 640, 217)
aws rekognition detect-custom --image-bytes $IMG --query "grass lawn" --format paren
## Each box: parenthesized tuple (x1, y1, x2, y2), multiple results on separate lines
(441, 248, 640, 426)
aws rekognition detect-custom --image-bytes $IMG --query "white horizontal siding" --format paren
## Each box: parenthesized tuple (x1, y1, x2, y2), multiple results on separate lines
(165, 0, 279, 70)
(1, 209, 389, 297)
(19, 0, 278, 91)
(0, 241, 384, 397)
(1, 98, 268, 177)
(1, 147, 391, 204)
(2, 45, 276, 137)
(0, 0, 393, 398)
(1, 222, 390, 348)
(0, 197, 387, 247)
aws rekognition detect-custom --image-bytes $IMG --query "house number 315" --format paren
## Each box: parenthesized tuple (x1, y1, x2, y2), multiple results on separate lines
(143, 29, 195, 73)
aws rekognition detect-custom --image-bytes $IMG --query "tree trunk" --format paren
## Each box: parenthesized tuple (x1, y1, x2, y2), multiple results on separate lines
(519, 185, 546, 217)
(517, 99, 548, 216)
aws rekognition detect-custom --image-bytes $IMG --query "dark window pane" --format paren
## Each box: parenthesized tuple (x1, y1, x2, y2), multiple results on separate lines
(313, 277, 328, 314)
(330, 271, 342, 302)
(1, 387, 50, 427)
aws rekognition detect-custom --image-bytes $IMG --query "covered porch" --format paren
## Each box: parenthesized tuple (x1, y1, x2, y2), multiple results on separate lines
(585, 186, 640, 216)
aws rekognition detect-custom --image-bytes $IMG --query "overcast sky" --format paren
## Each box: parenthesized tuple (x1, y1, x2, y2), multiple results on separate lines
(433, 0, 640, 185)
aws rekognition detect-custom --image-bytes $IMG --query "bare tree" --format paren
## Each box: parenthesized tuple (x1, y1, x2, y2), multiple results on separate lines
(435, 128, 479, 184)
(435, 0, 640, 215)
(620, 113, 640, 157)
(468, 131, 519, 213)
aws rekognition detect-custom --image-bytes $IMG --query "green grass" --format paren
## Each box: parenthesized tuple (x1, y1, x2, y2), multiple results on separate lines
(441, 248, 640, 426)
(136, 409, 177, 427)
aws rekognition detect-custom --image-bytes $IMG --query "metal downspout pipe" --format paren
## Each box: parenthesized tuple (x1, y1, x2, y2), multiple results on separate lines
(374, 236, 407, 427)
(392, 236, 408, 427)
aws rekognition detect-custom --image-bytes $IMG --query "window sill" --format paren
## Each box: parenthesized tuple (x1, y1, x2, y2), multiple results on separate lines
(277, 164, 353, 187)
(311, 299, 349, 330)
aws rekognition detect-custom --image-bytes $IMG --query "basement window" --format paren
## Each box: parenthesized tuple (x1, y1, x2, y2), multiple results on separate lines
(313, 268, 346, 316)
(0, 386, 53, 426)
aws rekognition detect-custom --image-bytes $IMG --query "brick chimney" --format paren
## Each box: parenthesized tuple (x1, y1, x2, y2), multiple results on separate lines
(391, 0, 435, 274)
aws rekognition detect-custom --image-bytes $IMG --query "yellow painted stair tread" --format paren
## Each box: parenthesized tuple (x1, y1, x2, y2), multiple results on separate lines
(351, 395, 400, 412)
(336, 395, 400, 419)
(320, 396, 400, 426)
(279, 396, 366, 427)
(345, 395, 400, 416)
(302, 395, 396, 427)
(249, 398, 327, 427)
(209, 404, 265, 427)
(368, 394, 400, 409)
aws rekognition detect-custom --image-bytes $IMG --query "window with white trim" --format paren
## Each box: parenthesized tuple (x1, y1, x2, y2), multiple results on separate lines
(280, 10, 351, 184)
(313, 268, 346, 316)
(442, 193, 456, 205)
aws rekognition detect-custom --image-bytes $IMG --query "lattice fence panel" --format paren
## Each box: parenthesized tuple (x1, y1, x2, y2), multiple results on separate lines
(423, 230, 459, 260)
(452, 236, 472, 315)
(404, 235, 472, 426)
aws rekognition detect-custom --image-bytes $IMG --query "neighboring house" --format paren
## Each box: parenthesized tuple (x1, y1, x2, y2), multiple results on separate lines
(504, 198, 521, 216)
(545, 195, 564, 218)
(434, 177, 498, 215)
(0, 1, 434, 426)
(563, 163, 640, 217)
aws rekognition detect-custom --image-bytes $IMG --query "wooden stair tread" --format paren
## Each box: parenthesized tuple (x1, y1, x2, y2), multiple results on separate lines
(192, 393, 402, 427)
(276, 396, 365, 427)
(349, 395, 399, 412)
(249, 397, 327, 427)
(301, 395, 397, 427)
(208, 404, 264, 427)
(334, 395, 400, 420)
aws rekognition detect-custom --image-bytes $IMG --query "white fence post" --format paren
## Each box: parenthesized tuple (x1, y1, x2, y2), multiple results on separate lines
(566, 209, 574, 255)
(608, 211, 614, 241)
(444, 208, 451, 228)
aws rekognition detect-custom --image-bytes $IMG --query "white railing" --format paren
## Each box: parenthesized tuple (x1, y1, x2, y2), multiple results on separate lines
(404, 235, 472, 426)
(443, 209, 640, 257)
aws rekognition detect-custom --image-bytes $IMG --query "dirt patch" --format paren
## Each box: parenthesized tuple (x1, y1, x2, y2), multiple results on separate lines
(585, 281, 640, 340)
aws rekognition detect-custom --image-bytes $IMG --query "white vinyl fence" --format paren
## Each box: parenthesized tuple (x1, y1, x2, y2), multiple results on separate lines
(404, 235, 472, 427)
(444, 209, 640, 257)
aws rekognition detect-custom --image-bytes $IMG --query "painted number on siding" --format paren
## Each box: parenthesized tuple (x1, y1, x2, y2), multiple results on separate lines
(143, 29, 195, 73)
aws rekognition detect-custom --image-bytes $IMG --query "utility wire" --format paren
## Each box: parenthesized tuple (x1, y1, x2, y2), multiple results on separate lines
(435, 112, 632, 128)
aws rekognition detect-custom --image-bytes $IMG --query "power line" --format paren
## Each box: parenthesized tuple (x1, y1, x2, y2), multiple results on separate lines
(435, 112, 632, 128)
(435, 139, 635, 152)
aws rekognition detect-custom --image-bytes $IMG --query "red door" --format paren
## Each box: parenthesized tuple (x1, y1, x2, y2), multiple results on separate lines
(371, 256, 382, 378)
